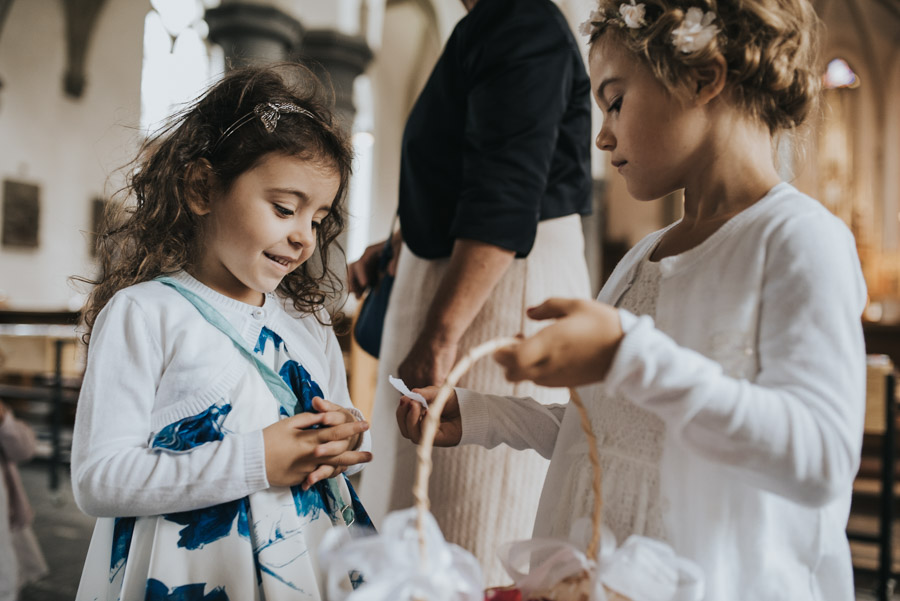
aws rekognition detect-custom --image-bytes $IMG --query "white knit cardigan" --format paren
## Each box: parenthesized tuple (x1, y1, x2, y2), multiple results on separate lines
(71, 271, 370, 518)
(457, 183, 867, 601)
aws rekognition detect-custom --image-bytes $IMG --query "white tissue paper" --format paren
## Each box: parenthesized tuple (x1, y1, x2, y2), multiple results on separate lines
(319, 508, 484, 601)
(388, 375, 429, 408)
(499, 518, 704, 601)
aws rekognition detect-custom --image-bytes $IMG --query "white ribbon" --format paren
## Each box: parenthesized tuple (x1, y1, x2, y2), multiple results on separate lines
(319, 508, 484, 601)
(498, 523, 704, 601)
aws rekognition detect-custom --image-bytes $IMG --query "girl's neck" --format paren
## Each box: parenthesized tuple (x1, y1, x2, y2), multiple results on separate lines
(651, 114, 780, 262)
(681, 113, 780, 226)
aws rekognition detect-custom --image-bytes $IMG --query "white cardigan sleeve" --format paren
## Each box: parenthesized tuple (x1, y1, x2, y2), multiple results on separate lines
(71, 294, 268, 518)
(605, 212, 867, 507)
(457, 388, 567, 459)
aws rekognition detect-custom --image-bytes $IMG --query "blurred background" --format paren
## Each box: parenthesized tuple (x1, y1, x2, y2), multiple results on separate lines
(0, 0, 899, 599)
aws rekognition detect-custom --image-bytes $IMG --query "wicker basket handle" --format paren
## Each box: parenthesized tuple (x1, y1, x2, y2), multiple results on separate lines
(412, 337, 604, 567)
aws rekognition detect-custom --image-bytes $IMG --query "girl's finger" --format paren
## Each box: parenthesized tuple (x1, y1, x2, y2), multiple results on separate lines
(288, 412, 326, 430)
(404, 400, 425, 444)
(320, 450, 372, 467)
(526, 297, 578, 320)
(317, 419, 369, 443)
(396, 399, 412, 440)
(311, 396, 342, 413)
(315, 439, 350, 457)
(302, 464, 334, 490)
(318, 409, 354, 427)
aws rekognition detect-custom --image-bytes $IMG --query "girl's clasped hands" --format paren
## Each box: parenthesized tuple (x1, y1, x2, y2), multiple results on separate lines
(263, 395, 370, 489)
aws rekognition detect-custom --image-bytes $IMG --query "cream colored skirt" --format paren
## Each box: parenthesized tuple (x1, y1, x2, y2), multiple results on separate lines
(358, 214, 591, 586)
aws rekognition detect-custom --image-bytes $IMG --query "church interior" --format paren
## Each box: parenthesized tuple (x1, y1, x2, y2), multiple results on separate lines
(1, 0, 899, 599)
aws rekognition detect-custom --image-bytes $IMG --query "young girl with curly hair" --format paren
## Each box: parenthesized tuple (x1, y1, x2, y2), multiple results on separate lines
(398, 0, 867, 598)
(72, 65, 373, 600)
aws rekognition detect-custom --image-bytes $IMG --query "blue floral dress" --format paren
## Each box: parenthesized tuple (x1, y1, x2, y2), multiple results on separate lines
(76, 324, 372, 601)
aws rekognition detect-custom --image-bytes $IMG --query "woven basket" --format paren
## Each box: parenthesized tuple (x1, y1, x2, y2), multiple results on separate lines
(410, 337, 622, 601)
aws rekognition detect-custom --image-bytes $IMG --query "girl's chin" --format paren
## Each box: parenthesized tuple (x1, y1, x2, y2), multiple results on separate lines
(627, 185, 671, 202)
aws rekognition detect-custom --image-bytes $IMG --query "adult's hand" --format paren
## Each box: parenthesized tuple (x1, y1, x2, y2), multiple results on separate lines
(397, 335, 458, 389)
(493, 298, 624, 388)
(347, 230, 403, 299)
(347, 240, 385, 299)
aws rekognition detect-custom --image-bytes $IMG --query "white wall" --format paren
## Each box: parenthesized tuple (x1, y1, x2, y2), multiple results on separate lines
(0, 0, 146, 310)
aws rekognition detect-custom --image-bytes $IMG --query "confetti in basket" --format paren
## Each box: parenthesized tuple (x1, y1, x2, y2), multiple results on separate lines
(320, 337, 704, 601)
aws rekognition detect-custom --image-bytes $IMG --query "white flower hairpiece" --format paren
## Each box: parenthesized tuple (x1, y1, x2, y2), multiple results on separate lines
(578, 9, 604, 37)
(670, 7, 719, 53)
(578, 3, 645, 37)
(619, 1, 647, 28)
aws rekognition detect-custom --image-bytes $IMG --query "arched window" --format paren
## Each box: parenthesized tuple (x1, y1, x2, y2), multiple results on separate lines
(140, 0, 223, 135)
(823, 57, 860, 90)
(347, 73, 375, 263)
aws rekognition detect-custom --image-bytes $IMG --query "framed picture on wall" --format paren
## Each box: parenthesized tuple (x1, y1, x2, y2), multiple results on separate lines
(1, 179, 40, 248)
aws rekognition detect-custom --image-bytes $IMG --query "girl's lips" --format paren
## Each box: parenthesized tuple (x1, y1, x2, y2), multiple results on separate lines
(264, 252, 293, 268)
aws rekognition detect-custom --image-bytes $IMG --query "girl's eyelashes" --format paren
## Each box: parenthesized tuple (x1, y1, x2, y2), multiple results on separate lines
(607, 97, 622, 114)
(273, 204, 294, 217)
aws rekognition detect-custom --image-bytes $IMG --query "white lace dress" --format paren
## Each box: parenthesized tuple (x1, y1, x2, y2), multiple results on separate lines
(549, 254, 668, 546)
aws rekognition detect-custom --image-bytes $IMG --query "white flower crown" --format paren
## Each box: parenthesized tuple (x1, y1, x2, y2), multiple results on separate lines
(578, 3, 720, 55)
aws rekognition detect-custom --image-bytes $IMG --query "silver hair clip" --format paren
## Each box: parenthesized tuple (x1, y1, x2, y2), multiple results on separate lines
(212, 101, 318, 154)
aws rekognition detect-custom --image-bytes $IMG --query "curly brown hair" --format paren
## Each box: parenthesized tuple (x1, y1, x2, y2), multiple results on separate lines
(76, 64, 353, 343)
(586, 0, 821, 133)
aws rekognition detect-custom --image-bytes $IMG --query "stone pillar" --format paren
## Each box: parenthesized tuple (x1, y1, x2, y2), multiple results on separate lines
(206, 3, 304, 69)
(61, 0, 109, 98)
(204, 5, 374, 313)
(299, 29, 373, 130)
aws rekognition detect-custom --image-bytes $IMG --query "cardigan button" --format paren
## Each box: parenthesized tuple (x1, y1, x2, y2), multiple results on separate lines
(252, 308, 265, 319)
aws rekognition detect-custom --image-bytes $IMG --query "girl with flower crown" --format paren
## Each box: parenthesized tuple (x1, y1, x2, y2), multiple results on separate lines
(397, 0, 866, 599)
(71, 65, 374, 600)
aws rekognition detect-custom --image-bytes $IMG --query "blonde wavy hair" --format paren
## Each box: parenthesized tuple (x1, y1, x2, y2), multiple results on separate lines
(586, 0, 822, 133)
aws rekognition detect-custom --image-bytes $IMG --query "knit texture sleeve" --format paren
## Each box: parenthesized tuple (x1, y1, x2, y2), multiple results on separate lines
(605, 212, 867, 507)
(457, 387, 566, 459)
(71, 292, 268, 517)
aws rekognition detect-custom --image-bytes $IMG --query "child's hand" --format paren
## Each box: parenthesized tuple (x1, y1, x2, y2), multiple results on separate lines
(494, 298, 624, 387)
(263, 398, 371, 488)
(309, 396, 367, 453)
(396, 386, 462, 447)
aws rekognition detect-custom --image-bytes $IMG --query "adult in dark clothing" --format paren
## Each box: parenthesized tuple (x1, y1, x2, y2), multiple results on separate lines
(350, 0, 593, 584)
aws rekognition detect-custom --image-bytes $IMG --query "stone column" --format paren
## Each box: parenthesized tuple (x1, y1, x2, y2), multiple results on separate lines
(299, 29, 373, 130)
(298, 30, 374, 312)
(206, 3, 304, 69)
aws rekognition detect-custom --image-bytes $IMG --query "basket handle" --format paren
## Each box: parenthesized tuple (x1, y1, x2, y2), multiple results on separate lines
(412, 337, 604, 567)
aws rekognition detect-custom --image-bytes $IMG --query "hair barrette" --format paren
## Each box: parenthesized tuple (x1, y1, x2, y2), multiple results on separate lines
(211, 101, 318, 154)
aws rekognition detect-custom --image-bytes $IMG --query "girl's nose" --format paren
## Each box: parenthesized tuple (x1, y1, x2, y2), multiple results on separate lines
(288, 219, 316, 248)
(595, 126, 615, 151)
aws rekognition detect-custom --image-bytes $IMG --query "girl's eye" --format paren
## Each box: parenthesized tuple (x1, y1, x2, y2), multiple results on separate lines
(274, 204, 294, 217)
(312, 221, 322, 229)
(608, 97, 622, 114)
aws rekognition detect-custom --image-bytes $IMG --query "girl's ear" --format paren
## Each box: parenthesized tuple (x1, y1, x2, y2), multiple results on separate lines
(184, 159, 216, 216)
(693, 54, 728, 106)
